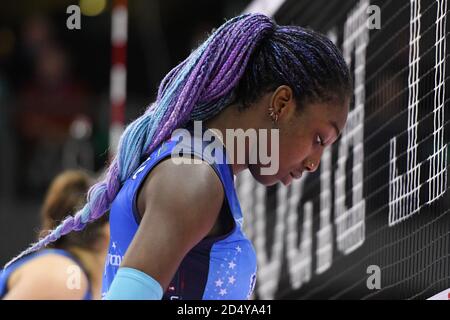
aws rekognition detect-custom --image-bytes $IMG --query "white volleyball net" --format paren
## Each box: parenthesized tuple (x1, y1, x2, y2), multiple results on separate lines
(239, 0, 450, 299)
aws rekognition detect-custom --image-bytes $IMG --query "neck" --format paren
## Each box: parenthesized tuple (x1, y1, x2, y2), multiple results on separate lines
(204, 102, 265, 176)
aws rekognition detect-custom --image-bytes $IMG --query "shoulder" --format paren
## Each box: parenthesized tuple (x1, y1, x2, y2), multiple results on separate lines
(5, 252, 89, 300)
(140, 155, 224, 219)
(135, 155, 225, 248)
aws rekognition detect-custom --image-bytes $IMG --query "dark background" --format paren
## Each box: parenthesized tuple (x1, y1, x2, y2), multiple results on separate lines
(0, 0, 249, 266)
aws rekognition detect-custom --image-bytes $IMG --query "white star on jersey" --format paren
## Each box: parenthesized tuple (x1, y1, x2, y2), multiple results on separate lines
(228, 261, 236, 269)
(215, 278, 223, 287)
(219, 288, 227, 296)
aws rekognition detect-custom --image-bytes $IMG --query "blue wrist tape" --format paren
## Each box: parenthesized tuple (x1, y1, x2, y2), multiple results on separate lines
(104, 267, 163, 300)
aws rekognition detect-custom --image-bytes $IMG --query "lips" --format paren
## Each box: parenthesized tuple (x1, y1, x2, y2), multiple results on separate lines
(282, 171, 303, 186)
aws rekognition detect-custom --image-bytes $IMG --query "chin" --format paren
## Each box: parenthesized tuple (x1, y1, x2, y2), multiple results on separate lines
(248, 165, 280, 186)
(255, 175, 279, 186)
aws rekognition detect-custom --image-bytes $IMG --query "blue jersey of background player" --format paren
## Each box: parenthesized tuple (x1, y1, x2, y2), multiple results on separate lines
(1, 171, 109, 300)
(1, 248, 93, 300)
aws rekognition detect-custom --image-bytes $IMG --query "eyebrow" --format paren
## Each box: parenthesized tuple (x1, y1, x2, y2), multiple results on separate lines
(329, 120, 342, 140)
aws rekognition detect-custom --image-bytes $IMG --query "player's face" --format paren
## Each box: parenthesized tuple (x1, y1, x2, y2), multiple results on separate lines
(249, 100, 349, 186)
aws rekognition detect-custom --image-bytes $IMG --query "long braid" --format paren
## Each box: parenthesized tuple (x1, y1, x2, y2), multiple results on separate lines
(4, 13, 276, 268)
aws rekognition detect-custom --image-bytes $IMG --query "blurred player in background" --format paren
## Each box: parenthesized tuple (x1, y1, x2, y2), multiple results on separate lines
(1, 170, 109, 299)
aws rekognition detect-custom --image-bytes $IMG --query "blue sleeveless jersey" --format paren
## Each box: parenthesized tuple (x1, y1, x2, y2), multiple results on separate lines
(102, 126, 258, 300)
(0, 248, 93, 300)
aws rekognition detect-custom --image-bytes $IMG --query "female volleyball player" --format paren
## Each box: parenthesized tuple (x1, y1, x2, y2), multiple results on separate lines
(1, 170, 109, 299)
(5, 13, 351, 300)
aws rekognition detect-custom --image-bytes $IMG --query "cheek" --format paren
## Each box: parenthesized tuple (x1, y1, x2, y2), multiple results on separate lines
(278, 127, 310, 162)
(278, 141, 308, 171)
(249, 130, 310, 185)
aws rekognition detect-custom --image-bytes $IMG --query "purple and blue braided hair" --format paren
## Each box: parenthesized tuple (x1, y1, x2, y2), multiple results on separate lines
(5, 13, 351, 268)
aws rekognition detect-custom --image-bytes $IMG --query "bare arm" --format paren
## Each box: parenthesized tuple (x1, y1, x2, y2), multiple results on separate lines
(3, 255, 89, 300)
(121, 157, 224, 291)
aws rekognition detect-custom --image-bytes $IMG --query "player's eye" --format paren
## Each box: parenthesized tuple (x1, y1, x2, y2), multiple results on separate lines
(316, 135, 325, 147)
